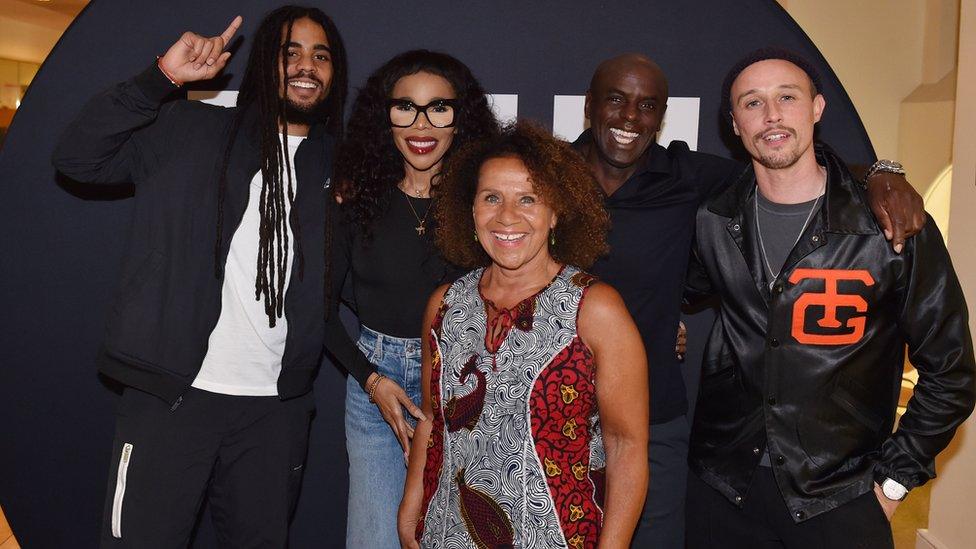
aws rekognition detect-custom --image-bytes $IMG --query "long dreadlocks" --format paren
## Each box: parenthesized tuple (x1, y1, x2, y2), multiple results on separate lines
(214, 6, 347, 327)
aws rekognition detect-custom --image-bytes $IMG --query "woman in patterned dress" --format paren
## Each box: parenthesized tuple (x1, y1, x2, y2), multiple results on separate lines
(399, 122, 649, 548)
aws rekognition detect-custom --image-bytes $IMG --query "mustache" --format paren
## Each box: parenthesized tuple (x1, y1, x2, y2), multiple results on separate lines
(754, 126, 796, 141)
(288, 71, 323, 86)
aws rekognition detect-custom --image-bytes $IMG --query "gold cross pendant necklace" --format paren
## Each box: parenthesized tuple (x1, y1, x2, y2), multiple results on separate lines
(404, 193, 431, 236)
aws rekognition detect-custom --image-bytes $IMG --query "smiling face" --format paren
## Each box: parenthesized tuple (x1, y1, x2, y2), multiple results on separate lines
(585, 57, 667, 172)
(730, 59, 825, 170)
(390, 71, 458, 173)
(279, 17, 333, 117)
(473, 156, 558, 273)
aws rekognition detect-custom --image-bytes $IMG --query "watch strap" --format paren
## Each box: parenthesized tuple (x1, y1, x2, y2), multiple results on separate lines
(864, 159, 906, 181)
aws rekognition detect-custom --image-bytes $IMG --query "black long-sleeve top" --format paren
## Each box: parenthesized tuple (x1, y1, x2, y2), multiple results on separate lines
(325, 191, 457, 388)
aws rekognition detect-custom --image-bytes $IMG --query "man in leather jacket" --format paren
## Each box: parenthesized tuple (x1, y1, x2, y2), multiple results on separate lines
(684, 48, 975, 548)
(574, 53, 928, 549)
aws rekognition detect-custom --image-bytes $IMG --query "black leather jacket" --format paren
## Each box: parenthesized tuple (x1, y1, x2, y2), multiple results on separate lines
(686, 144, 975, 522)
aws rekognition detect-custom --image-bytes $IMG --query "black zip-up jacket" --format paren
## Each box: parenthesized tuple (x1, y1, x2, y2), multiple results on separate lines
(53, 64, 357, 405)
(685, 144, 975, 522)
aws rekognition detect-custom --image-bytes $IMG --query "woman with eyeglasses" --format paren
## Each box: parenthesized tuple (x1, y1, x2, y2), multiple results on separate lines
(328, 49, 499, 548)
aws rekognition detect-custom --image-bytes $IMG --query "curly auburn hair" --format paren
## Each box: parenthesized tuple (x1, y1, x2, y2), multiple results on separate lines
(335, 50, 499, 237)
(435, 121, 609, 269)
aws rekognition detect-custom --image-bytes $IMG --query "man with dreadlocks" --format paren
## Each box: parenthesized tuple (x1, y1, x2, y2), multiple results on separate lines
(53, 6, 352, 547)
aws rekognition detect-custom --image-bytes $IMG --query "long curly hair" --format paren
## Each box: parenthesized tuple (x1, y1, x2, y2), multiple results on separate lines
(435, 121, 609, 269)
(336, 50, 499, 237)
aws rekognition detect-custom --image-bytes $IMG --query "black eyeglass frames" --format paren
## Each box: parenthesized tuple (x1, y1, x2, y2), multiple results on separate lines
(388, 99, 457, 128)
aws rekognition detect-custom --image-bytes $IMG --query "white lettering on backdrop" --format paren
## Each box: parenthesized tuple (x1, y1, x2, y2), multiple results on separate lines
(188, 91, 699, 149)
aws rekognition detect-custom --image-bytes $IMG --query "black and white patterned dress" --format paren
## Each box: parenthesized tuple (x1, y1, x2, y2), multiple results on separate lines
(416, 265, 607, 549)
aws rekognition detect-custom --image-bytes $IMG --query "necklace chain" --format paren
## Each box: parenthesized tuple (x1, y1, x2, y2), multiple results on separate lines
(754, 184, 824, 289)
(403, 182, 427, 198)
(404, 192, 432, 236)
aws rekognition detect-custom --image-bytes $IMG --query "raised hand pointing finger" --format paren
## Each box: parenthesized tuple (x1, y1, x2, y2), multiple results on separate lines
(159, 15, 243, 84)
(220, 15, 243, 46)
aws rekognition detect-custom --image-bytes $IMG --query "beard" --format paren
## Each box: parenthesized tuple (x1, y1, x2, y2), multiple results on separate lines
(283, 76, 329, 127)
(757, 148, 802, 170)
(284, 96, 328, 127)
(752, 128, 801, 169)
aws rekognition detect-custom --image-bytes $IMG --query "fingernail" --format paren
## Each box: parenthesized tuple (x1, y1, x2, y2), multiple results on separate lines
(895, 243, 903, 253)
(884, 229, 892, 239)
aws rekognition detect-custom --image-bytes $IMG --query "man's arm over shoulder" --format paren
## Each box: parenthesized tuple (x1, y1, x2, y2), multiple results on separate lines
(879, 216, 976, 490)
(682, 202, 718, 307)
(671, 143, 743, 199)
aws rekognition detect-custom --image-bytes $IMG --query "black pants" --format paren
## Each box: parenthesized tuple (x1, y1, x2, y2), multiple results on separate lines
(631, 415, 689, 548)
(99, 387, 314, 548)
(686, 467, 893, 549)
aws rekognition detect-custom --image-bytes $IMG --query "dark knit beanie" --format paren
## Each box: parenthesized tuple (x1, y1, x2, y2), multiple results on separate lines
(720, 47, 822, 123)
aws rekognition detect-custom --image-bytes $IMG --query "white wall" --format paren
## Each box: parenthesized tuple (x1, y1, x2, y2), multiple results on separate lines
(778, 0, 928, 160)
(919, 2, 976, 544)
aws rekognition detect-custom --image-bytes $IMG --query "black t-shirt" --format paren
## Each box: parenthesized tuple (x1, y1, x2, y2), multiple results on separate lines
(574, 131, 742, 423)
(349, 190, 454, 338)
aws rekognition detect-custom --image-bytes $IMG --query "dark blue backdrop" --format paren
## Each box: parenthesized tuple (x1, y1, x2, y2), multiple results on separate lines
(0, 1, 875, 546)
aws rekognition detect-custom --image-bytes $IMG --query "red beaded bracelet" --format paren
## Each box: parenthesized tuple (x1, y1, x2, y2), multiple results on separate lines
(156, 57, 184, 87)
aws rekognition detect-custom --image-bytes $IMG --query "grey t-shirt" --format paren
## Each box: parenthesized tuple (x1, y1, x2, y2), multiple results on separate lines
(755, 190, 823, 288)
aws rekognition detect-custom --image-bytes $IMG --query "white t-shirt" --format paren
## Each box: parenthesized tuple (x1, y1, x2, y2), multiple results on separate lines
(192, 134, 305, 396)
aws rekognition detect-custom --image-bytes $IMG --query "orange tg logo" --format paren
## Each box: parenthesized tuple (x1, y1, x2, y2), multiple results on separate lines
(789, 269, 875, 345)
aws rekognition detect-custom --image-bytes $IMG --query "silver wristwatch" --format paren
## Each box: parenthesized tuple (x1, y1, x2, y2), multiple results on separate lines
(881, 478, 908, 501)
(865, 159, 906, 181)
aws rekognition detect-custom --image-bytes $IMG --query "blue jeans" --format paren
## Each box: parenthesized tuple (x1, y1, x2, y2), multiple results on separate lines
(345, 325, 422, 549)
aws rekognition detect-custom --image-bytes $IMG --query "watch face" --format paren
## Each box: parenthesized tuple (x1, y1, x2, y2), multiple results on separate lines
(875, 160, 905, 174)
(882, 479, 908, 500)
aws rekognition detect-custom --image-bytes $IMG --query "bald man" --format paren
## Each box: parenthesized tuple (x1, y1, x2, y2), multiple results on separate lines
(572, 53, 925, 547)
